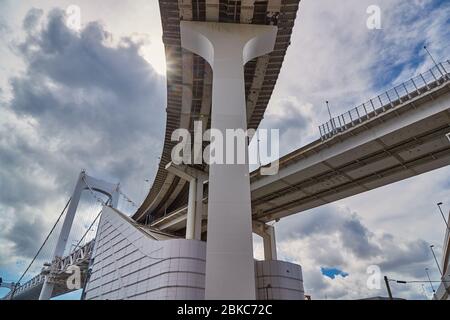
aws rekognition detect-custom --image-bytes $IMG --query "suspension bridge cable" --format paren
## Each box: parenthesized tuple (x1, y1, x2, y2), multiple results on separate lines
(69, 186, 102, 251)
(75, 177, 113, 248)
(82, 176, 107, 206)
(75, 209, 103, 249)
(77, 194, 96, 247)
(85, 194, 100, 244)
(10, 197, 71, 299)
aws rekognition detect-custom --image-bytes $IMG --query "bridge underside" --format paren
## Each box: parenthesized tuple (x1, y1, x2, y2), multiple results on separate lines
(251, 88, 450, 222)
(148, 80, 450, 233)
(133, 0, 301, 224)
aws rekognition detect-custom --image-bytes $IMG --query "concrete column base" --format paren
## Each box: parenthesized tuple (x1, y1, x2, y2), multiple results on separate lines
(180, 21, 277, 300)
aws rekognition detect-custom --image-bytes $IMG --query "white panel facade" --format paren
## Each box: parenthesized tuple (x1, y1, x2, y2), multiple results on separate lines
(84, 207, 304, 300)
(84, 207, 206, 300)
(255, 260, 305, 300)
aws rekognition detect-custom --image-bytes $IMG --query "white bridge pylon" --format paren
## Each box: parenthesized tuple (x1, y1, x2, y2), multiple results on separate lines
(38, 170, 120, 300)
(181, 21, 278, 300)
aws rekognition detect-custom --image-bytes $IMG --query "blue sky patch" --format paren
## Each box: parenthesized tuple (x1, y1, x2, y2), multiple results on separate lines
(321, 267, 349, 280)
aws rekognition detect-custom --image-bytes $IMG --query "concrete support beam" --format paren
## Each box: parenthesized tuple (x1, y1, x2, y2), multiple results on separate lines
(240, 0, 255, 23)
(181, 21, 277, 300)
(178, 0, 193, 21)
(186, 179, 197, 239)
(206, 0, 220, 21)
(253, 222, 277, 261)
(263, 225, 277, 261)
(165, 162, 207, 240)
(194, 178, 204, 240)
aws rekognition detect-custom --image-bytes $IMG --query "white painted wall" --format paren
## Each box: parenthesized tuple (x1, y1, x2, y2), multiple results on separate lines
(84, 207, 206, 300)
(255, 260, 304, 300)
(85, 207, 305, 300)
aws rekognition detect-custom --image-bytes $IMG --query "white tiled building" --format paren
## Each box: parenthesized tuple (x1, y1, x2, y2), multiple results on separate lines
(84, 207, 305, 300)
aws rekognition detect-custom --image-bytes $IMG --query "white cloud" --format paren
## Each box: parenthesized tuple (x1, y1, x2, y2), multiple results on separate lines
(0, 8, 165, 274)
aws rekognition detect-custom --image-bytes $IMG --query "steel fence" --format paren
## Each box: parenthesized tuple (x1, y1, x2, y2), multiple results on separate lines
(319, 60, 450, 141)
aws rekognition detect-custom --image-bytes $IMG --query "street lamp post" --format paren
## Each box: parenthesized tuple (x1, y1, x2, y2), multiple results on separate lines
(437, 202, 449, 229)
(325, 101, 335, 132)
(430, 245, 443, 277)
(425, 268, 436, 294)
(424, 45, 444, 77)
(384, 276, 393, 300)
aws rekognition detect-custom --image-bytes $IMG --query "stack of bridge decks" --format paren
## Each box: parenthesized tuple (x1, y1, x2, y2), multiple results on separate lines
(133, 0, 301, 226)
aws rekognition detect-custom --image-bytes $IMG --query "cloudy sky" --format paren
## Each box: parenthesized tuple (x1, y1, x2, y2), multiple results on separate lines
(0, 0, 449, 300)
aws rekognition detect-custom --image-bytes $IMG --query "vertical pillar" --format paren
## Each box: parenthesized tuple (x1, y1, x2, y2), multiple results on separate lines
(39, 171, 85, 300)
(194, 178, 204, 241)
(39, 172, 120, 300)
(181, 21, 277, 300)
(253, 222, 278, 261)
(186, 179, 197, 240)
(263, 225, 277, 261)
(165, 162, 206, 241)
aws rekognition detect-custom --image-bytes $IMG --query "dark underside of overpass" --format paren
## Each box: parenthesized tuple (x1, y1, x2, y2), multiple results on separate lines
(132, 1, 450, 239)
(133, 0, 301, 226)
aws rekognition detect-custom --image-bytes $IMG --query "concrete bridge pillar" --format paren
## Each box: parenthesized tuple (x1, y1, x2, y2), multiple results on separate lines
(253, 221, 277, 261)
(180, 21, 277, 299)
(165, 162, 207, 241)
(263, 225, 277, 261)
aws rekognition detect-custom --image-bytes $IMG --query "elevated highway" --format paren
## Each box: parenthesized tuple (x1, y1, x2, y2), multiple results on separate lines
(133, 0, 302, 224)
(4, 1, 449, 300)
(133, 0, 450, 237)
(146, 61, 450, 233)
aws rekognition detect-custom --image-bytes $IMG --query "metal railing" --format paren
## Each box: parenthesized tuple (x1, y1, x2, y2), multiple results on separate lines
(319, 60, 450, 141)
(53, 240, 94, 273)
(3, 240, 95, 300)
(2, 274, 45, 300)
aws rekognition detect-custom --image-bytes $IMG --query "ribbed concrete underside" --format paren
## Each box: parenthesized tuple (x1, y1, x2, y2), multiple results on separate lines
(133, 0, 301, 224)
